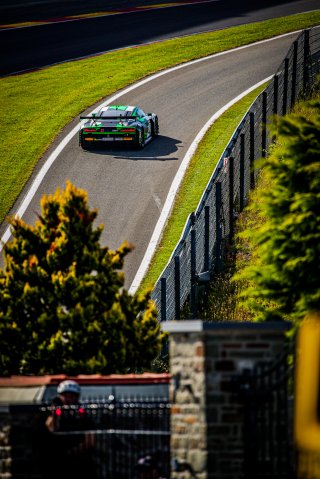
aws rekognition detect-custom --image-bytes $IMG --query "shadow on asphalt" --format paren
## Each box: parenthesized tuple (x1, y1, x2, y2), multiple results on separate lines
(87, 135, 182, 160)
(0, 0, 304, 26)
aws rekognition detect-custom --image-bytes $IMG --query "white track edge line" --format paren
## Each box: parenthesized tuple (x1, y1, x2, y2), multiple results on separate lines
(128, 75, 273, 294)
(0, 31, 299, 252)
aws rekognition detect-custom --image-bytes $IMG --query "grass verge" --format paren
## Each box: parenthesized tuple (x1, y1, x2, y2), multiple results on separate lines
(0, 12, 319, 227)
(138, 82, 267, 292)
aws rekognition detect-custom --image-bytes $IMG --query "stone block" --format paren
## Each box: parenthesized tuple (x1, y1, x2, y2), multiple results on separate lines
(183, 415, 199, 425)
(215, 360, 235, 372)
(206, 334, 233, 342)
(204, 343, 219, 358)
(206, 393, 226, 405)
(175, 389, 195, 404)
(207, 424, 231, 436)
(195, 342, 205, 357)
(222, 343, 243, 349)
(228, 350, 265, 359)
(221, 412, 243, 423)
(260, 333, 288, 341)
(245, 342, 269, 349)
(187, 449, 207, 472)
(205, 407, 218, 423)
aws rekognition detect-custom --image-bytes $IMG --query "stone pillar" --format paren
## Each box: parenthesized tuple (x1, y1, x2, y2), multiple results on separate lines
(168, 322, 207, 479)
(162, 321, 291, 479)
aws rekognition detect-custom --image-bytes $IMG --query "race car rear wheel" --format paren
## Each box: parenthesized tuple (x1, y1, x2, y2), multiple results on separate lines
(80, 135, 91, 150)
(151, 117, 159, 137)
(135, 129, 145, 149)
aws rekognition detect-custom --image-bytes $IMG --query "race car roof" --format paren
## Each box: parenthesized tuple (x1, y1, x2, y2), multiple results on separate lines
(100, 105, 136, 114)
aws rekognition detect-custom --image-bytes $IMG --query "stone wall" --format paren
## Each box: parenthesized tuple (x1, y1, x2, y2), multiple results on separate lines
(0, 408, 11, 479)
(162, 320, 291, 479)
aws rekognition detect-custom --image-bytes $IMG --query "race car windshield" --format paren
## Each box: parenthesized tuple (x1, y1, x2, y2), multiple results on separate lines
(100, 110, 135, 118)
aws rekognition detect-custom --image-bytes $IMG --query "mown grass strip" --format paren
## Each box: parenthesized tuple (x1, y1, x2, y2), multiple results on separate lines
(138, 83, 267, 292)
(0, 12, 319, 226)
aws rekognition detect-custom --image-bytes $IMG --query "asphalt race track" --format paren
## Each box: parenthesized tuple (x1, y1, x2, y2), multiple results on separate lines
(0, 0, 319, 75)
(8, 33, 299, 287)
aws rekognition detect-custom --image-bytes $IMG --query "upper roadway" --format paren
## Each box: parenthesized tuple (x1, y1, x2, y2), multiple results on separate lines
(1, 0, 319, 75)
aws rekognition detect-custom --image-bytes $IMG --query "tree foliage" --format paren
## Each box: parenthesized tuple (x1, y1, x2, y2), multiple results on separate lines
(234, 101, 320, 323)
(0, 181, 165, 375)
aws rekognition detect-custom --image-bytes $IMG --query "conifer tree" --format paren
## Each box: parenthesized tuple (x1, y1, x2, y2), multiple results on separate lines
(0, 181, 165, 375)
(234, 101, 320, 323)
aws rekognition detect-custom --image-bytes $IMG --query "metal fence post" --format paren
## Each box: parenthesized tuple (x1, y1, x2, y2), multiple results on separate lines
(204, 205, 210, 271)
(160, 277, 167, 322)
(190, 230, 197, 318)
(282, 58, 289, 115)
(229, 157, 234, 240)
(240, 133, 245, 211)
(250, 112, 255, 189)
(272, 75, 279, 144)
(303, 29, 310, 92)
(291, 41, 298, 109)
(190, 213, 197, 318)
(262, 91, 267, 158)
(215, 182, 222, 273)
(174, 255, 181, 320)
(273, 74, 278, 116)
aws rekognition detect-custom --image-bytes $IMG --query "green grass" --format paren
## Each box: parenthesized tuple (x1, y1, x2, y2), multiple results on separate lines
(138, 82, 267, 292)
(202, 87, 320, 322)
(1, 12, 319, 227)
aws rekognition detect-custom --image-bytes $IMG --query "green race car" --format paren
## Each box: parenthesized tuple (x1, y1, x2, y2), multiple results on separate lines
(79, 105, 159, 149)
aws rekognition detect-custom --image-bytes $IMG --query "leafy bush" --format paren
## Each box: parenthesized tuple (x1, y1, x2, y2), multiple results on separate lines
(0, 182, 165, 375)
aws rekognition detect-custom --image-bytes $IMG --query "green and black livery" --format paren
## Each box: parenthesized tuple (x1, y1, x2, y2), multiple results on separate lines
(79, 105, 159, 149)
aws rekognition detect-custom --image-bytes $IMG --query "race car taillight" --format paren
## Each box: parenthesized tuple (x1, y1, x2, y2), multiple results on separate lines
(84, 128, 97, 132)
(121, 128, 135, 132)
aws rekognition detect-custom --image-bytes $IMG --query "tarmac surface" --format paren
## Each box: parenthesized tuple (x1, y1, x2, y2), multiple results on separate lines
(0, 0, 213, 23)
(2, 0, 319, 76)
(2, 0, 317, 26)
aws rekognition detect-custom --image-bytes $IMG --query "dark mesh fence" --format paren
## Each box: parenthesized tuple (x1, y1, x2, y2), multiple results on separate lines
(9, 399, 170, 479)
(151, 26, 320, 322)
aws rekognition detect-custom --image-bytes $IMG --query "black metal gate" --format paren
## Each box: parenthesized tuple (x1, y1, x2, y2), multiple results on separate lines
(236, 345, 296, 478)
(47, 399, 171, 479)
